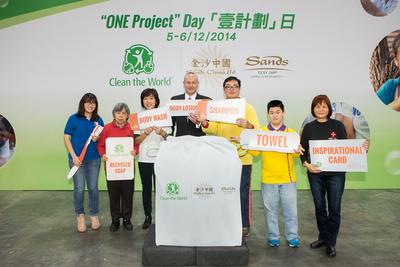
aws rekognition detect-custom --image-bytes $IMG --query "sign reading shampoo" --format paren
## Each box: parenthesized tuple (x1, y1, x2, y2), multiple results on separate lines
(309, 139, 368, 172)
(105, 137, 134, 180)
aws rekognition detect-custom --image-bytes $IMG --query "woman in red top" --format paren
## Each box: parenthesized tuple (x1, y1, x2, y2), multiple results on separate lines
(97, 103, 135, 232)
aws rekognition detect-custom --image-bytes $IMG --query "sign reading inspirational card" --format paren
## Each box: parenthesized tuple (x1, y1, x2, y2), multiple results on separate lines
(105, 137, 134, 180)
(240, 129, 300, 153)
(204, 98, 245, 124)
(167, 100, 200, 117)
(309, 139, 368, 172)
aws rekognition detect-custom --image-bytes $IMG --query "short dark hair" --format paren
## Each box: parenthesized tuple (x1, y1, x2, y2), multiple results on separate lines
(311, 94, 332, 118)
(223, 76, 241, 88)
(77, 93, 99, 121)
(393, 33, 400, 59)
(267, 100, 285, 112)
(140, 88, 160, 109)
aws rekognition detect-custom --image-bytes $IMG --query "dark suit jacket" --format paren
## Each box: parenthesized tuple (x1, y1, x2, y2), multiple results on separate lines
(170, 93, 211, 137)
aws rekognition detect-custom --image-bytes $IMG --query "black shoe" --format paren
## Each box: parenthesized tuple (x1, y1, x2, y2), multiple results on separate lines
(142, 215, 152, 230)
(310, 239, 325, 249)
(123, 219, 133, 231)
(326, 245, 336, 257)
(109, 220, 120, 232)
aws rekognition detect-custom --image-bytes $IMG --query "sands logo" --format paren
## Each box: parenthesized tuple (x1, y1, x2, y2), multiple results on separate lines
(244, 56, 291, 78)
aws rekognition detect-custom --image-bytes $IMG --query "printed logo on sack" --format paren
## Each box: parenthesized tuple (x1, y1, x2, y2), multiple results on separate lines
(220, 186, 236, 195)
(166, 182, 180, 196)
(122, 44, 154, 75)
(160, 181, 188, 201)
(193, 183, 215, 199)
(244, 55, 291, 78)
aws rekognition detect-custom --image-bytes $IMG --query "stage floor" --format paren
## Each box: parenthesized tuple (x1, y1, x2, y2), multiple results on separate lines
(0, 190, 398, 266)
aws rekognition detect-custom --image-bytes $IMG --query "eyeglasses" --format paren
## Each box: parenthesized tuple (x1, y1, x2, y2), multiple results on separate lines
(224, 85, 240, 90)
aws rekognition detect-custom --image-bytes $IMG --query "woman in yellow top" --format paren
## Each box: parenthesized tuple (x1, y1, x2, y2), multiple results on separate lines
(198, 76, 260, 237)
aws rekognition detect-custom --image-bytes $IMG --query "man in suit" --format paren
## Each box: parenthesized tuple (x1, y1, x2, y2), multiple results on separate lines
(170, 72, 211, 136)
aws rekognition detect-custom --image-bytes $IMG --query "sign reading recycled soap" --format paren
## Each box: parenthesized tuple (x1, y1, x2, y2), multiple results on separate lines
(199, 98, 245, 124)
(105, 137, 134, 180)
(309, 139, 368, 172)
(129, 106, 172, 130)
(167, 100, 200, 116)
(240, 129, 300, 153)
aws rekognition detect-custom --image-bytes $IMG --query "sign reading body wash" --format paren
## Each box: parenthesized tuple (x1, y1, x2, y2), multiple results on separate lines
(105, 137, 134, 180)
(132, 107, 172, 130)
(240, 129, 300, 153)
(309, 139, 368, 172)
(203, 98, 245, 124)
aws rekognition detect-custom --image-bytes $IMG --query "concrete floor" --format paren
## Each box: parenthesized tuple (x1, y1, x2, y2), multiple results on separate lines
(0, 190, 399, 267)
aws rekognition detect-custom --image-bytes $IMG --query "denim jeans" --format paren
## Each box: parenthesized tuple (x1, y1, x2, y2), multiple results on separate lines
(69, 158, 101, 216)
(240, 165, 252, 228)
(308, 173, 345, 246)
(261, 182, 298, 241)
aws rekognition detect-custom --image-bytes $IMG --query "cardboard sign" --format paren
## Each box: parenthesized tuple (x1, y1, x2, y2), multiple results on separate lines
(309, 139, 368, 172)
(167, 100, 200, 117)
(203, 98, 245, 124)
(105, 137, 134, 180)
(240, 129, 300, 153)
(133, 107, 172, 130)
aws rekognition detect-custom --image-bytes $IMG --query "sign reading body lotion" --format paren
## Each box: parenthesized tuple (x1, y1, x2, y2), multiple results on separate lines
(309, 139, 368, 172)
(105, 137, 134, 180)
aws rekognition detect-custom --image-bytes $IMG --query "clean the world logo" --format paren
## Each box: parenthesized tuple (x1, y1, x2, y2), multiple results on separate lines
(166, 182, 180, 196)
(123, 44, 154, 75)
(114, 144, 124, 154)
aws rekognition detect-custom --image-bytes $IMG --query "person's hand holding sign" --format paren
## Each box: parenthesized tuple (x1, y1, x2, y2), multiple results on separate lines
(236, 118, 254, 129)
(294, 144, 305, 155)
(303, 161, 322, 173)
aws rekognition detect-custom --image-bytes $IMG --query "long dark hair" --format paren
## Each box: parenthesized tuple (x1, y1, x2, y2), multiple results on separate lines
(77, 93, 100, 121)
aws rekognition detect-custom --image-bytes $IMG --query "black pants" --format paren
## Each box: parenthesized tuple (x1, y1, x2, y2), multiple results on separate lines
(138, 162, 155, 216)
(308, 173, 345, 246)
(106, 179, 134, 221)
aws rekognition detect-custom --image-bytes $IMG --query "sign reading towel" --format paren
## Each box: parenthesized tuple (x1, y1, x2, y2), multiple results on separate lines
(154, 136, 242, 246)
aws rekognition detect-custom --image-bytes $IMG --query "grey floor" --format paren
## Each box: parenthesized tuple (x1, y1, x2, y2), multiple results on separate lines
(0, 190, 399, 267)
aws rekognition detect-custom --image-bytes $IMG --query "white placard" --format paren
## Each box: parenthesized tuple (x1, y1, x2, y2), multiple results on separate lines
(205, 98, 245, 124)
(105, 137, 134, 180)
(167, 100, 200, 117)
(240, 129, 300, 153)
(137, 106, 172, 130)
(309, 139, 368, 172)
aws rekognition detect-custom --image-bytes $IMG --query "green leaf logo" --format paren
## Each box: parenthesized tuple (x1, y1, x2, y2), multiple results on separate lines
(122, 44, 154, 74)
(166, 182, 180, 196)
(114, 144, 124, 153)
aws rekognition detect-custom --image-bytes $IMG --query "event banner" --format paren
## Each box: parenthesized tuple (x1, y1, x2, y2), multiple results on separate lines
(167, 100, 200, 117)
(309, 139, 368, 172)
(155, 136, 242, 246)
(0, 0, 399, 190)
(105, 137, 134, 180)
(131, 107, 172, 130)
(201, 98, 245, 124)
(240, 129, 300, 153)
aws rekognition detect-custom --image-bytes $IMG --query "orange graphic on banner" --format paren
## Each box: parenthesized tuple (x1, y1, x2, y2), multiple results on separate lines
(196, 100, 209, 119)
(129, 113, 139, 131)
